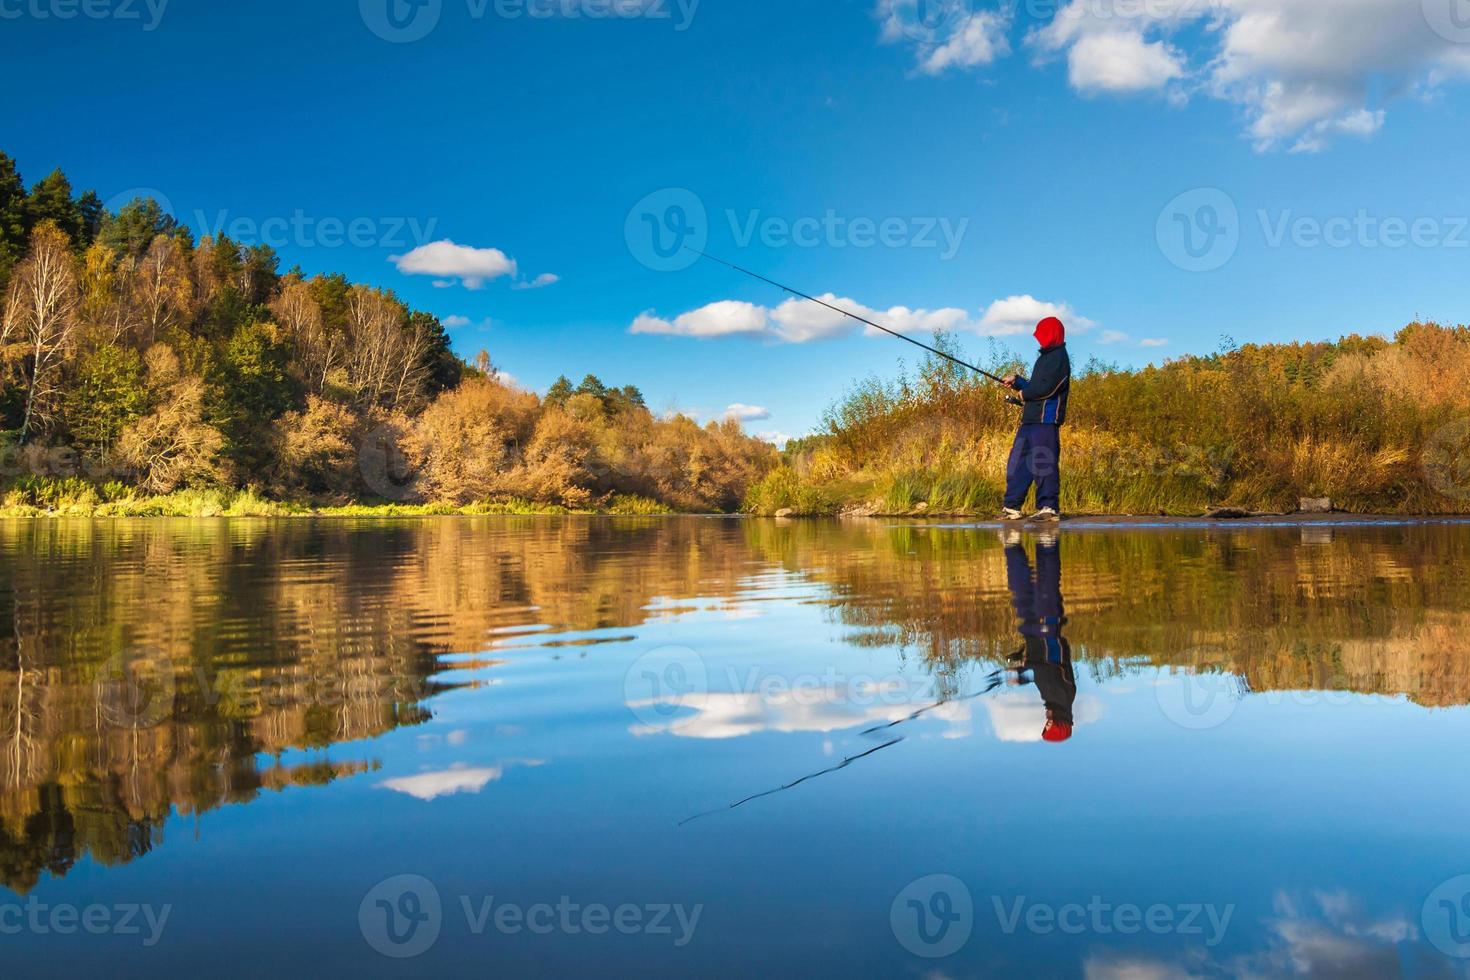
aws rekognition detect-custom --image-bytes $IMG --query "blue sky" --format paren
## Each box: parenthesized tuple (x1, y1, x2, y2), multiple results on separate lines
(3, 0, 1469, 440)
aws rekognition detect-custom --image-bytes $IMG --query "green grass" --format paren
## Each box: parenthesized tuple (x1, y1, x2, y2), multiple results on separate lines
(743, 467, 839, 516)
(0, 478, 687, 519)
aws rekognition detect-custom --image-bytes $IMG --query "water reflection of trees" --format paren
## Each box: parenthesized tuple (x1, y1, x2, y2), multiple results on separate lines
(0, 517, 763, 891)
(743, 521, 1470, 707)
(3, 516, 1467, 890)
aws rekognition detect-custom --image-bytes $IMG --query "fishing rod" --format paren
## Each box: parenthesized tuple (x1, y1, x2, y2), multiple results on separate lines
(686, 248, 1020, 399)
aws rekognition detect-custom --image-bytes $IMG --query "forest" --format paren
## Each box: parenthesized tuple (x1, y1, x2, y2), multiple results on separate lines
(0, 151, 777, 516)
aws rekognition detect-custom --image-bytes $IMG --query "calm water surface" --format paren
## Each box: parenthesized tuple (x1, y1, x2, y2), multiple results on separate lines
(3, 517, 1470, 978)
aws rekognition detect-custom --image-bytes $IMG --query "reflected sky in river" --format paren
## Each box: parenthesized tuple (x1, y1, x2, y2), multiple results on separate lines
(2, 517, 1469, 977)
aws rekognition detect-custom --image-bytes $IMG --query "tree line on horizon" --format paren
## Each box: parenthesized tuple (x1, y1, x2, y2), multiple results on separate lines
(0, 151, 777, 512)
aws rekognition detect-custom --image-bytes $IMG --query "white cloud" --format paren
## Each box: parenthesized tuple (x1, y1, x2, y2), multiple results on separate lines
(513, 272, 560, 290)
(878, 1, 1012, 74)
(978, 295, 1094, 336)
(919, 11, 1012, 74)
(630, 683, 973, 740)
(1063, 30, 1185, 93)
(724, 403, 771, 422)
(758, 431, 792, 448)
(884, 0, 1470, 151)
(1099, 329, 1130, 344)
(631, 300, 770, 339)
(442, 314, 492, 331)
(634, 293, 1093, 344)
(391, 240, 518, 289)
(377, 760, 545, 800)
(985, 692, 1103, 742)
(1140, 337, 1169, 348)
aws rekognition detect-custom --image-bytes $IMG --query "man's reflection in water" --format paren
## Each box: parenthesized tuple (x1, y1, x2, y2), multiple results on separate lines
(1001, 530, 1076, 744)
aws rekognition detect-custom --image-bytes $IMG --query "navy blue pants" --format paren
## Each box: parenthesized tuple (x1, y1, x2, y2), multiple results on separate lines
(1004, 423, 1061, 511)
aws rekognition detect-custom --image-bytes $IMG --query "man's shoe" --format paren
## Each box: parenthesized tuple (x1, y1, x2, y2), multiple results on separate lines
(1032, 507, 1061, 523)
(999, 508, 1025, 521)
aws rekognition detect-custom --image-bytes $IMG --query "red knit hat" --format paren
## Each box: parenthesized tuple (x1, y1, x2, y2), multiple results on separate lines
(1035, 317, 1065, 349)
(1042, 721, 1073, 743)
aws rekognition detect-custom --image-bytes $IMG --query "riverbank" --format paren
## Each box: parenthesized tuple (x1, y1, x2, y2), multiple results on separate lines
(0, 486, 678, 518)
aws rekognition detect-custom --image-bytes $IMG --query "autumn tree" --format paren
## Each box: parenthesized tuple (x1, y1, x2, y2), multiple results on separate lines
(77, 244, 140, 347)
(270, 277, 339, 393)
(116, 345, 226, 492)
(270, 395, 360, 497)
(1, 223, 80, 442)
(133, 235, 195, 347)
(344, 285, 430, 411)
(404, 377, 538, 502)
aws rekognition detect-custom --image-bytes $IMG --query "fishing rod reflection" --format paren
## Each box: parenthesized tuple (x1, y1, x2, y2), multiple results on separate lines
(681, 530, 1081, 823)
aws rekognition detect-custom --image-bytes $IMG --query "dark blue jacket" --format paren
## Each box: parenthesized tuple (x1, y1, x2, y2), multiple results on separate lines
(1013, 344, 1071, 426)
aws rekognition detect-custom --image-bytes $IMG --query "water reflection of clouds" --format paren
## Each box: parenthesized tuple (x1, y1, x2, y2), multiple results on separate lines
(986, 693, 1104, 743)
(378, 760, 545, 801)
(1083, 890, 1423, 980)
(629, 681, 973, 740)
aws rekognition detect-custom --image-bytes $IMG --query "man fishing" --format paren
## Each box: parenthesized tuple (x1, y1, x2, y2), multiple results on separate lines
(686, 253, 1073, 521)
(1000, 317, 1071, 522)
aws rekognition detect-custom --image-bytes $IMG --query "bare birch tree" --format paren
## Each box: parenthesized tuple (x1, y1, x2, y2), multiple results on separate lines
(2, 223, 80, 442)
(271, 278, 340, 392)
(133, 235, 194, 347)
(345, 285, 429, 410)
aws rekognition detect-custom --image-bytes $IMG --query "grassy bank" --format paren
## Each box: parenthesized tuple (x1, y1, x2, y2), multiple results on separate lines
(745, 323, 1470, 518)
(0, 477, 676, 518)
